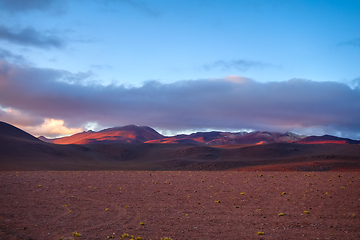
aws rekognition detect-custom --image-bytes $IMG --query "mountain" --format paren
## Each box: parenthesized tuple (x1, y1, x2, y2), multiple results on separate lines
(137, 130, 305, 145)
(295, 135, 360, 145)
(1, 121, 360, 171)
(0, 121, 41, 142)
(0, 121, 70, 169)
(37, 125, 360, 146)
(39, 125, 306, 145)
(40, 124, 165, 144)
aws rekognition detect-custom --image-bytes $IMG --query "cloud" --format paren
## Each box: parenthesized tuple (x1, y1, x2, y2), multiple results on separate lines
(0, 106, 43, 126)
(0, 0, 66, 14)
(0, 48, 27, 64)
(0, 25, 66, 49)
(0, 0, 159, 16)
(0, 106, 83, 137)
(21, 118, 84, 137)
(0, 59, 360, 139)
(353, 77, 360, 89)
(338, 38, 360, 48)
(203, 59, 274, 71)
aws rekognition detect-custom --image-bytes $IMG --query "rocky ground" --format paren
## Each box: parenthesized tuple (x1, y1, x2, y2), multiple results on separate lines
(0, 171, 359, 239)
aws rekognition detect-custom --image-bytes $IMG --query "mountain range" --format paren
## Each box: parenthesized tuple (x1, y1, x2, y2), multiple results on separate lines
(38, 124, 360, 145)
(1, 121, 360, 171)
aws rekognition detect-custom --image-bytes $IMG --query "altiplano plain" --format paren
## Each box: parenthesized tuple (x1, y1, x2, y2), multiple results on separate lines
(1, 122, 360, 239)
(0, 171, 359, 239)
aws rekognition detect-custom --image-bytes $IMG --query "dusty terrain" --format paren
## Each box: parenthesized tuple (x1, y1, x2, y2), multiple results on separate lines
(0, 171, 359, 239)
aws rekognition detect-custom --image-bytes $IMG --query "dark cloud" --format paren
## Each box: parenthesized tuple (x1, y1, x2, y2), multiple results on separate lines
(0, 48, 27, 64)
(338, 38, 360, 48)
(0, 0, 66, 14)
(0, 25, 65, 49)
(0, 0, 159, 16)
(1, 60, 360, 138)
(203, 59, 273, 71)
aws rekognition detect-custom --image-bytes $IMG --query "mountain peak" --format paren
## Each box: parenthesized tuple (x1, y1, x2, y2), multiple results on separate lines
(40, 124, 164, 144)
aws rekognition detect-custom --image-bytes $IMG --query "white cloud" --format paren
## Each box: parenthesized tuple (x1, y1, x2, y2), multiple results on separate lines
(20, 118, 84, 138)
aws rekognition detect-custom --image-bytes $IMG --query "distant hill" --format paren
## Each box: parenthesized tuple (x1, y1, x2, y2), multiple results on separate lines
(40, 125, 165, 144)
(295, 135, 360, 145)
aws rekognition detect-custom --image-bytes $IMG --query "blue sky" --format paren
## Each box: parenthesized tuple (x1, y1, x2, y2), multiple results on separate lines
(0, 0, 360, 138)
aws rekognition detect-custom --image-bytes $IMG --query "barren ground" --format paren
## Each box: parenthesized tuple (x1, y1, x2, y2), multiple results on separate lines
(0, 171, 359, 240)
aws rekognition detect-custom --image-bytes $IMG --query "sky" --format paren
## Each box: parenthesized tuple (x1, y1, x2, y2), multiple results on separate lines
(0, 0, 360, 139)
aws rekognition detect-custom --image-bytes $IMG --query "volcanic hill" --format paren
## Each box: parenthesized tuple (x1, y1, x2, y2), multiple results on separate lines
(40, 125, 164, 144)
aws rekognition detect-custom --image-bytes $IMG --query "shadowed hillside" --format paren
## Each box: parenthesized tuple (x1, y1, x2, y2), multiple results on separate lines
(295, 134, 360, 144)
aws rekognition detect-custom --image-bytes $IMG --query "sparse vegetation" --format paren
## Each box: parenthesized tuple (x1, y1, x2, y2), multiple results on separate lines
(1, 171, 359, 239)
(72, 231, 81, 237)
(122, 233, 130, 238)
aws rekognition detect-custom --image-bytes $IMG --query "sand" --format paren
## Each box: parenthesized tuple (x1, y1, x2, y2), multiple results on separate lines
(0, 171, 359, 239)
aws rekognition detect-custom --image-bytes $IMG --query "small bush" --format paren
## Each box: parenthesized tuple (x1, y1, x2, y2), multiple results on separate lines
(72, 232, 81, 237)
(122, 233, 130, 238)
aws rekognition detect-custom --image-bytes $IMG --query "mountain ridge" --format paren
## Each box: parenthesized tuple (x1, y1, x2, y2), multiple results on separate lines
(1, 121, 360, 171)
(36, 123, 359, 146)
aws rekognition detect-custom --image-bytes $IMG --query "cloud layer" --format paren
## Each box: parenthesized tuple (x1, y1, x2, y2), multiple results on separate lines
(0, 0, 60, 12)
(0, 60, 360, 138)
(0, 25, 65, 49)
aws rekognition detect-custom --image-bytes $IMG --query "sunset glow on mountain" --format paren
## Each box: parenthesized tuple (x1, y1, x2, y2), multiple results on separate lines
(0, 0, 359, 140)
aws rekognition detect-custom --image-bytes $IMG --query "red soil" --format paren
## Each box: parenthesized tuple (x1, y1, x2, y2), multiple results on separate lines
(1, 171, 359, 240)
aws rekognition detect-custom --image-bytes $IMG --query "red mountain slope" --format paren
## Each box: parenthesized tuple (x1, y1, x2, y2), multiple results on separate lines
(40, 125, 165, 144)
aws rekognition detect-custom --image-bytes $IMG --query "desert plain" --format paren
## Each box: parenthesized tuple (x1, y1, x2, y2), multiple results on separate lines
(0, 170, 359, 240)
(1, 122, 360, 239)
